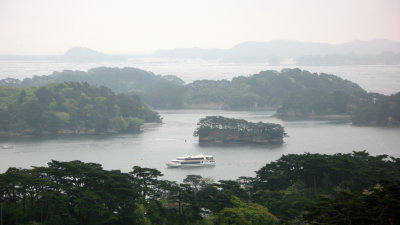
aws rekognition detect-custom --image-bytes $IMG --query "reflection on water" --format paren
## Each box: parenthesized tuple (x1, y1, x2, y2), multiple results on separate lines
(1, 110, 399, 182)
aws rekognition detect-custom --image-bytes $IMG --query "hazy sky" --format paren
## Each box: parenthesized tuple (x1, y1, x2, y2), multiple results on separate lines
(0, 0, 399, 54)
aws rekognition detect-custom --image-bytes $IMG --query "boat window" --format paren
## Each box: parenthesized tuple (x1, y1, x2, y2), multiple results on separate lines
(181, 161, 201, 164)
(187, 157, 204, 160)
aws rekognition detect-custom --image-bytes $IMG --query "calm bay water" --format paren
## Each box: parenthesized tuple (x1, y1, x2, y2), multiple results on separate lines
(1, 110, 399, 182)
(0, 60, 399, 181)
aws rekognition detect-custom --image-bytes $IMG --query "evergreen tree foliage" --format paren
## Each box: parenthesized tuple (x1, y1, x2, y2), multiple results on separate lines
(0, 82, 160, 136)
(0, 151, 399, 224)
(194, 116, 286, 144)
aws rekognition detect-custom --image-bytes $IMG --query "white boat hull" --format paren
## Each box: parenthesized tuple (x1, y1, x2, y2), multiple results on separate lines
(166, 153, 216, 168)
(1, 144, 13, 149)
(166, 162, 216, 168)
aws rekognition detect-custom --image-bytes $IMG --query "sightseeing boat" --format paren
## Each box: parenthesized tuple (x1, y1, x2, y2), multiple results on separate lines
(166, 153, 216, 167)
(1, 144, 13, 149)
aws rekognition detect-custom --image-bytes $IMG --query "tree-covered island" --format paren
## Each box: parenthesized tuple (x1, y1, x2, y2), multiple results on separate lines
(277, 90, 400, 126)
(1, 67, 399, 126)
(0, 82, 160, 137)
(194, 116, 286, 144)
(0, 67, 364, 111)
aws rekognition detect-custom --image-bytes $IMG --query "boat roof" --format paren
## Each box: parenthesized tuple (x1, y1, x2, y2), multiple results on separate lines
(176, 153, 213, 159)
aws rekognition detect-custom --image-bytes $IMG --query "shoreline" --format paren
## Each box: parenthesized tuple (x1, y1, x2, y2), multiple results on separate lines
(0, 122, 163, 139)
(276, 114, 352, 121)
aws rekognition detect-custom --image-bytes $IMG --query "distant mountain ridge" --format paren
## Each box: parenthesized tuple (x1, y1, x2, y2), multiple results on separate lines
(0, 47, 127, 62)
(153, 39, 400, 64)
(62, 47, 126, 62)
(1, 40, 399, 65)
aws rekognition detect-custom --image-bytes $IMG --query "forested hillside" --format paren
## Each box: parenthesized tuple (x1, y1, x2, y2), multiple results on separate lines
(0, 67, 184, 93)
(185, 68, 364, 109)
(277, 89, 364, 118)
(351, 92, 400, 126)
(0, 67, 185, 109)
(0, 82, 160, 136)
(0, 67, 364, 110)
(0, 151, 398, 224)
(2, 67, 398, 126)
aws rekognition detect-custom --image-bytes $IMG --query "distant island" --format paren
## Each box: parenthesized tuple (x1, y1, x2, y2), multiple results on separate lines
(0, 67, 185, 109)
(351, 92, 400, 126)
(184, 68, 364, 110)
(194, 116, 286, 144)
(153, 39, 400, 65)
(1, 67, 399, 127)
(0, 67, 365, 110)
(0, 47, 127, 62)
(62, 47, 126, 62)
(296, 52, 400, 66)
(277, 90, 400, 126)
(1, 39, 400, 65)
(0, 82, 160, 137)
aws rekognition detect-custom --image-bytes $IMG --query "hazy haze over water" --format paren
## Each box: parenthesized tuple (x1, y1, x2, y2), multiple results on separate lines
(1, 0, 399, 54)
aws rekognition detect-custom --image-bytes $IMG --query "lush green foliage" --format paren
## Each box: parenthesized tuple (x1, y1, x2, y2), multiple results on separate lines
(0, 161, 271, 225)
(252, 151, 400, 224)
(0, 151, 399, 224)
(213, 196, 278, 225)
(0, 67, 365, 110)
(0, 67, 186, 109)
(352, 92, 400, 126)
(303, 181, 400, 225)
(277, 89, 363, 118)
(0, 67, 184, 93)
(0, 161, 164, 225)
(254, 151, 400, 192)
(186, 68, 364, 109)
(0, 82, 160, 136)
(2, 66, 398, 126)
(277, 88, 400, 127)
(194, 116, 286, 144)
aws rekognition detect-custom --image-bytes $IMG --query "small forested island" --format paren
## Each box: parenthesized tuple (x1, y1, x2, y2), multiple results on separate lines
(0, 151, 399, 225)
(351, 92, 400, 126)
(277, 90, 400, 126)
(194, 116, 286, 144)
(0, 82, 160, 137)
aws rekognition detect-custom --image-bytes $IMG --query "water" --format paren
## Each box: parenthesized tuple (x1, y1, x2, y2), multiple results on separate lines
(0, 59, 399, 95)
(0, 60, 399, 181)
(1, 110, 399, 182)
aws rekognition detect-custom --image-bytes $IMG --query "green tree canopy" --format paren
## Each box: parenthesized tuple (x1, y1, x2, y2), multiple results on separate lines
(194, 116, 286, 144)
(0, 82, 160, 136)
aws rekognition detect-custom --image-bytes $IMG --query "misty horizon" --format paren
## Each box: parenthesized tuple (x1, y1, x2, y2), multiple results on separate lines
(1, 0, 399, 55)
(0, 39, 399, 56)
